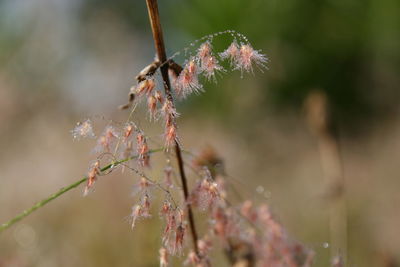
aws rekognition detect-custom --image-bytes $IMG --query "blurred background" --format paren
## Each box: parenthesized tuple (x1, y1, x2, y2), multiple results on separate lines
(0, 0, 399, 266)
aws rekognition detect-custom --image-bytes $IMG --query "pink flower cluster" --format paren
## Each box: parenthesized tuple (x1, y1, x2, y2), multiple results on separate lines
(220, 41, 268, 73)
(69, 32, 330, 266)
(160, 201, 186, 256)
(71, 119, 158, 194)
(71, 119, 95, 140)
(121, 36, 268, 151)
(84, 160, 100, 196)
(172, 39, 267, 99)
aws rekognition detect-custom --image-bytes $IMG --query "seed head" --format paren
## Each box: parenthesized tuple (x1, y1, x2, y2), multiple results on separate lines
(185, 250, 200, 266)
(147, 95, 158, 120)
(84, 160, 100, 196)
(331, 255, 344, 267)
(174, 59, 203, 98)
(123, 123, 134, 140)
(236, 44, 268, 73)
(197, 235, 212, 257)
(201, 55, 224, 81)
(197, 41, 212, 60)
(165, 124, 177, 148)
(174, 223, 186, 255)
(159, 247, 169, 267)
(220, 41, 240, 65)
(241, 200, 258, 223)
(71, 119, 95, 140)
(95, 126, 119, 153)
(161, 99, 179, 119)
(136, 77, 156, 97)
(130, 194, 152, 229)
(136, 132, 150, 167)
(154, 90, 164, 104)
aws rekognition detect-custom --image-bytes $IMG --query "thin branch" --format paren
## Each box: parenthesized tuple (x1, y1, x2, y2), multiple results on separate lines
(0, 148, 164, 233)
(145, 0, 199, 255)
(168, 59, 183, 77)
(121, 163, 180, 210)
(136, 60, 161, 82)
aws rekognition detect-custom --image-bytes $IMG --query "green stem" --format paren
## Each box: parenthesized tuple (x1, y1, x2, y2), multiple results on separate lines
(0, 148, 163, 233)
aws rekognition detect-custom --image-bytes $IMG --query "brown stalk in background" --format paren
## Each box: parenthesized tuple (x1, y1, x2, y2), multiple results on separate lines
(305, 90, 347, 262)
(145, 0, 200, 255)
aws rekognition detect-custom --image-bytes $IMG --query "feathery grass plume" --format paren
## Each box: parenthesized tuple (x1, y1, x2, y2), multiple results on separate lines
(219, 40, 240, 67)
(174, 58, 203, 98)
(136, 131, 150, 167)
(84, 160, 100, 196)
(159, 247, 169, 267)
(130, 194, 152, 229)
(71, 119, 95, 140)
(95, 125, 119, 153)
(197, 41, 224, 81)
(0, 2, 331, 265)
(235, 44, 268, 74)
(136, 77, 156, 97)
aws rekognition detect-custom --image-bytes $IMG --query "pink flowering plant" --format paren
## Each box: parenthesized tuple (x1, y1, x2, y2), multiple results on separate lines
(0, 1, 332, 266)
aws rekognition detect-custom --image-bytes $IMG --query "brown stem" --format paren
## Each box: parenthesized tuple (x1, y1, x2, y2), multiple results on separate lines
(135, 60, 161, 82)
(304, 90, 347, 262)
(168, 59, 184, 77)
(145, 0, 199, 255)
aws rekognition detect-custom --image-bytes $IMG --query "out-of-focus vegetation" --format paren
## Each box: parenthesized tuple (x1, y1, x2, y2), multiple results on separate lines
(1, 0, 399, 266)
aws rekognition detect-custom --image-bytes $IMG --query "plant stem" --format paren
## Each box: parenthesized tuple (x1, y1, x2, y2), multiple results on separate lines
(145, 0, 199, 254)
(0, 148, 163, 233)
(0, 177, 86, 233)
(305, 91, 347, 261)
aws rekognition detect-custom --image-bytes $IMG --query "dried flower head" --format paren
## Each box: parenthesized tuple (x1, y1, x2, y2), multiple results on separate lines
(197, 41, 212, 60)
(130, 194, 152, 229)
(161, 99, 179, 119)
(71, 119, 95, 140)
(197, 235, 212, 258)
(154, 90, 164, 104)
(162, 209, 177, 246)
(241, 200, 258, 223)
(123, 123, 135, 140)
(95, 126, 119, 153)
(136, 77, 156, 97)
(136, 132, 150, 167)
(84, 160, 100, 196)
(235, 44, 268, 73)
(174, 223, 186, 255)
(159, 247, 169, 267)
(331, 255, 344, 267)
(174, 59, 203, 98)
(185, 250, 200, 266)
(190, 174, 220, 211)
(147, 95, 158, 120)
(201, 55, 224, 81)
(220, 40, 240, 66)
(165, 124, 177, 148)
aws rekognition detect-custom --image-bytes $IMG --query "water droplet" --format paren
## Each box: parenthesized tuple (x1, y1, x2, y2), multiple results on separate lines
(256, 186, 264, 194)
(322, 242, 329, 248)
(14, 224, 36, 249)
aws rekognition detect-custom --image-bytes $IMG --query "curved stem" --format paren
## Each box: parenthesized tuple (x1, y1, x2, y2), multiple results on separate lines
(0, 177, 86, 233)
(0, 148, 163, 233)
